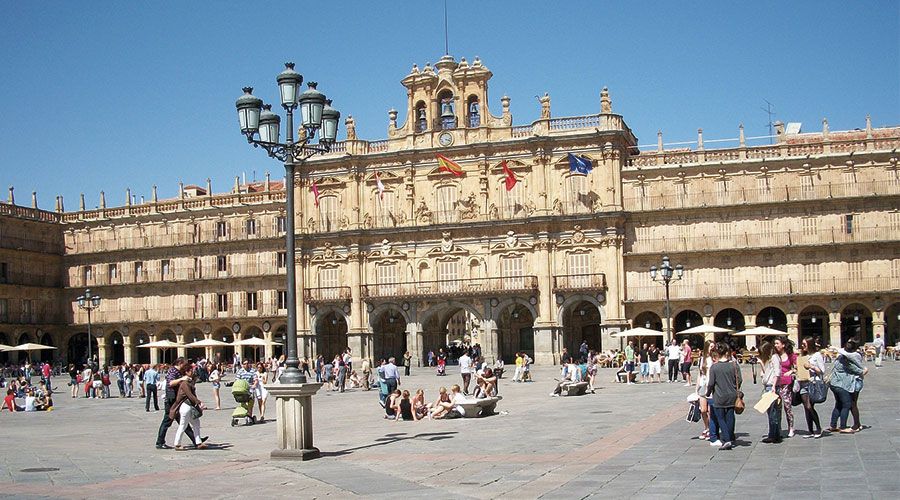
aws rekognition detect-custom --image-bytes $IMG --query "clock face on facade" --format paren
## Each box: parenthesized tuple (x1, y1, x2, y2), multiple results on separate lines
(439, 132, 454, 146)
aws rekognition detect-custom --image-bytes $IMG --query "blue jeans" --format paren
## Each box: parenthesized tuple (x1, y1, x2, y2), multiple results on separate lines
(830, 385, 853, 429)
(764, 385, 781, 439)
(707, 398, 719, 441)
(712, 406, 736, 443)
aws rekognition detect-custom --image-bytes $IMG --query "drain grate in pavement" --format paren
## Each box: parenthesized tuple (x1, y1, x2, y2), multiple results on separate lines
(21, 468, 59, 473)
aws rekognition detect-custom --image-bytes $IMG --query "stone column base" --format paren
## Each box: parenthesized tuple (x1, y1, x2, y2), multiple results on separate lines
(267, 383, 323, 461)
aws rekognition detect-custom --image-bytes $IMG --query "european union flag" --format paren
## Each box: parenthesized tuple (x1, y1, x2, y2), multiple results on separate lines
(568, 153, 593, 174)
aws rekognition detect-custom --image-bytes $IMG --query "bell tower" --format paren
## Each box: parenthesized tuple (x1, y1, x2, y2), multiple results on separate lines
(389, 55, 509, 141)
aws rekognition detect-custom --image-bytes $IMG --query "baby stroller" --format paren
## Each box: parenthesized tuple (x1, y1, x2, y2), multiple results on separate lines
(230, 378, 256, 426)
(437, 358, 446, 376)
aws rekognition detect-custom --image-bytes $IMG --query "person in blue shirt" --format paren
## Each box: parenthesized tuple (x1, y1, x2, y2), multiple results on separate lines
(144, 364, 160, 412)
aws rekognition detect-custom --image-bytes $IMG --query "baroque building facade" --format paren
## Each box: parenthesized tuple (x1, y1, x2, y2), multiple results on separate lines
(1, 54, 898, 367)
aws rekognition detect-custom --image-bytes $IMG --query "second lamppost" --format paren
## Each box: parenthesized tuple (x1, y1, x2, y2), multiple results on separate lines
(650, 255, 684, 343)
(75, 289, 101, 367)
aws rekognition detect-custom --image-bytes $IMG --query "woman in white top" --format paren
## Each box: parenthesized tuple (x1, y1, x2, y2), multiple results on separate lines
(758, 341, 783, 443)
(798, 337, 826, 437)
(695, 340, 715, 440)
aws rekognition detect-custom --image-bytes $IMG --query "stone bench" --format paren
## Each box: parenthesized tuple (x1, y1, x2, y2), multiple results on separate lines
(560, 381, 589, 396)
(456, 396, 503, 418)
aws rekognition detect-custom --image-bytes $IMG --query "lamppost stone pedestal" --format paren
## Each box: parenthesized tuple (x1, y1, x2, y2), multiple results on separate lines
(267, 383, 323, 460)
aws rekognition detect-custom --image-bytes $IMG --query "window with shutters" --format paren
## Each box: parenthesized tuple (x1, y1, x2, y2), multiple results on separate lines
(318, 195, 339, 231)
(843, 171, 858, 195)
(22, 299, 33, 323)
(277, 252, 287, 269)
(718, 222, 734, 241)
(757, 176, 772, 201)
(800, 175, 815, 199)
(435, 186, 457, 223)
(276, 215, 286, 234)
(278, 290, 288, 310)
(193, 294, 202, 318)
(501, 255, 525, 289)
(318, 267, 340, 299)
(378, 190, 396, 227)
(246, 292, 258, 311)
(848, 262, 863, 280)
(0, 298, 7, 323)
(437, 259, 459, 292)
(892, 259, 900, 280)
(761, 266, 777, 283)
(217, 293, 228, 313)
(245, 218, 257, 237)
(83, 266, 92, 285)
(216, 220, 228, 239)
(375, 262, 398, 295)
(715, 179, 728, 204)
(502, 183, 524, 218)
(134, 261, 144, 282)
(566, 175, 589, 213)
(161, 259, 171, 280)
(720, 268, 735, 296)
(567, 252, 591, 288)
(108, 264, 118, 282)
(803, 263, 819, 283)
(759, 219, 774, 237)
(801, 217, 818, 236)
(844, 214, 854, 234)
(217, 255, 227, 273)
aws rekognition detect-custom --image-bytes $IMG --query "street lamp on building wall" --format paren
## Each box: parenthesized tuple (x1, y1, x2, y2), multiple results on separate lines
(235, 63, 340, 386)
(75, 289, 101, 367)
(649, 255, 684, 342)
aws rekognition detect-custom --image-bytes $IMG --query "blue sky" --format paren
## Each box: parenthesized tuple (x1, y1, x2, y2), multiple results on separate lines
(1, 1, 898, 209)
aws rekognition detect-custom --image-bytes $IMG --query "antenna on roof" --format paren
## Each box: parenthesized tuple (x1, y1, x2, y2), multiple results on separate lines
(443, 0, 449, 56)
(761, 99, 776, 144)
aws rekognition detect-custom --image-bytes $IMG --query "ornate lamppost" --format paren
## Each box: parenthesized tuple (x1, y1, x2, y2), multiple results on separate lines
(235, 62, 339, 460)
(650, 255, 684, 343)
(75, 289, 101, 367)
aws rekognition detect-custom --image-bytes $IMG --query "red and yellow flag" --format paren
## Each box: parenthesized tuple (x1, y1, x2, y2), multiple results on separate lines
(436, 154, 464, 176)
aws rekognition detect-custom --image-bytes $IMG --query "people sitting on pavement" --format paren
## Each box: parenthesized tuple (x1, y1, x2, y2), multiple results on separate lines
(3, 389, 22, 412)
(429, 387, 453, 419)
(413, 389, 428, 420)
(394, 390, 418, 421)
(473, 367, 497, 398)
(384, 389, 401, 419)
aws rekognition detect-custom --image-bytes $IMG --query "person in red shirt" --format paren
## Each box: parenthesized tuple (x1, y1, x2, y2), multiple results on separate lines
(41, 363, 52, 393)
(3, 389, 22, 412)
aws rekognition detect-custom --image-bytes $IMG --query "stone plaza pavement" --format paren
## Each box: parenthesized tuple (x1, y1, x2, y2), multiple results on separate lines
(1, 362, 899, 499)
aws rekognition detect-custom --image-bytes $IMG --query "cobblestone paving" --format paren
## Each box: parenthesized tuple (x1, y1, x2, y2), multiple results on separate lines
(1, 362, 898, 499)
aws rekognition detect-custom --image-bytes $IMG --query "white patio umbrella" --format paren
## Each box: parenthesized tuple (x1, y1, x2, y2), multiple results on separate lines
(676, 324, 732, 336)
(232, 337, 282, 362)
(731, 325, 787, 337)
(184, 338, 231, 348)
(138, 339, 184, 349)
(7, 342, 58, 352)
(612, 327, 666, 338)
(0, 344, 16, 352)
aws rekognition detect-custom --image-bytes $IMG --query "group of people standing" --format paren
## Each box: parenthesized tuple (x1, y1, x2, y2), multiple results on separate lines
(622, 339, 694, 385)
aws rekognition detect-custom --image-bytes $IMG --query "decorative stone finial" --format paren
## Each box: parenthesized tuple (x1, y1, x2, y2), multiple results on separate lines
(388, 108, 398, 129)
(822, 117, 829, 137)
(126, 188, 132, 206)
(179, 181, 185, 199)
(410, 63, 419, 74)
(697, 128, 704, 150)
(55, 195, 63, 213)
(206, 178, 212, 197)
(79, 193, 85, 211)
(151, 185, 158, 203)
(865, 114, 872, 139)
(739, 123, 745, 147)
(539, 92, 551, 120)
(234, 176, 240, 193)
(7, 186, 13, 205)
(345, 115, 356, 140)
(99, 191, 106, 209)
(473, 56, 482, 67)
(31, 191, 37, 209)
(657, 130, 663, 153)
(264, 171, 271, 192)
(600, 87, 612, 114)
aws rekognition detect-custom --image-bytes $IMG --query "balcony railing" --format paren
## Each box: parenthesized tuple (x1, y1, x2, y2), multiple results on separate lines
(361, 275, 539, 301)
(553, 273, 607, 292)
(628, 226, 894, 255)
(65, 225, 286, 254)
(303, 287, 352, 304)
(626, 276, 898, 302)
(74, 303, 287, 325)
(69, 263, 286, 288)
(0, 234, 63, 254)
(624, 180, 900, 213)
(0, 270, 62, 288)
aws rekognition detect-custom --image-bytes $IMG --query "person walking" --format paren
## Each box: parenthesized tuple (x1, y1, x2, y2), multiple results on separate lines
(116, 364, 126, 397)
(208, 363, 222, 410)
(758, 341, 782, 443)
(403, 351, 412, 377)
(155, 357, 198, 450)
(839, 339, 867, 432)
(705, 342, 742, 450)
(382, 357, 401, 395)
(458, 350, 473, 395)
(797, 337, 825, 438)
(638, 344, 649, 383)
(666, 339, 681, 383)
(681, 339, 693, 386)
(170, 364, 208, 451)
(68, 364, 79, 399)
(773, 336, 797, 437)
(144, 364, 160, 412)
(123, 365, 134, 398)
(873, 333, 884, 368)
(828, 339, 867, 433)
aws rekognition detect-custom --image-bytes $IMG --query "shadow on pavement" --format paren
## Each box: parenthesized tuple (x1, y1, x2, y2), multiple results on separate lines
(319, 431, 459, 457)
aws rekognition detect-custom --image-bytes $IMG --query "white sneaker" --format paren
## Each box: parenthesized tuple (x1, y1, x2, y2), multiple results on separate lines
(709, 440, 723, 447)
(683, 383, 692, 387)
(788, 429, 795, 438)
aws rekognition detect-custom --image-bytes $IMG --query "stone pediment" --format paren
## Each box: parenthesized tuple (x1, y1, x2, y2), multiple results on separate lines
(489, 159, 531, 173)
(367, 239, 407, 260)
(316, 177, 345, 188)
(310, 242, 347, 263)
(425, 231, 469, 256)
(489, 231, 532, 252)
(555, 225, 599, 248)
(366, 171, 403, 184)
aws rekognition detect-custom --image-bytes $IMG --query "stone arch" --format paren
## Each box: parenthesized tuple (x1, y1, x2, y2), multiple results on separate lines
(713, 308, 746, 348)
(491, 297, 539, 325)
(493, 298, 537, 362)
(0, 331, 8, 363)
(419, 301, 484, 328)
(419, 301, 485, 363)
(556, 293, 605, 323)
(558, 294, 606, 359)
(213, 327, 235, 364)
(633, 311, 663, 331)
(884, 301, 900, 346)
(798, 304, 829, 346)
(241, 325, 265, 362)
(183, 327, 205, 362)
(67, 331, 98, 367)
(756, 306, 788, 332)
(368, 303, 413, 327)
(132, 330, 151, 364)
(369, 306, 408, 363)
(313, 306, 350, 360)
(841, 303, 872, 345)
(107, 331, 125, 365)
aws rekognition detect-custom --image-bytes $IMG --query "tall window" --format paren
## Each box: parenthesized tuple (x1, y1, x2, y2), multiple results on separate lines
(757, 176, 772, 201)
(318, 267, 340, 299)
(803, 263, 819, 283)
(848, 262, 863, 280)
(0, 298, 8, 322)
(193, 257, 202, 279)
(566, 175, 588, 213)
(375, 262, 398, 295)
(277, 251, 287, 269)
(718, 222, 734, 241)
(318, 195, 339, 231)
(193, 294, 202, 318)
(435, 186, 457, 223)
(161, 259, 171, 280)
(801, 217, 818, 236)
(216, 220, 228, 239)
(246, 292, 258, 311)
(502, 183, 524, 218)
(759, 219, 774, 237)
(217, 293, 228, 313)
(843, 171, 858, 196)
(277, 290, 288, 310)
(844, 214, 854, 234)
(378, 190, 396, 227)
(22, 299, 34, 323)
(800, 175, 815, 199)
(276, 215, 286, 234)
(437, 259, 459, 292)
(83, 265, 92, 285)
(892, 259, 900, 280)
(245, 218, 257, 237)
(108, 264, 118, 282)
(0, 262, 8, 283)
(501, 255, 525, 289)
(217, 255, 227, 273)
(567, 252, 591, 288)
(720, 268, 735, 296)
(134, 261, 144, 282)
(761, 266, 777, 283)
(715, 179, 728, 204)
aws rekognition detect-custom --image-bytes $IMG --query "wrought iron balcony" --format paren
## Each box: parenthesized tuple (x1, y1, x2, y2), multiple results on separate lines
(303, 286, 352, 304)
(552, 273, 608, 292)
(361, 275, 539, 301)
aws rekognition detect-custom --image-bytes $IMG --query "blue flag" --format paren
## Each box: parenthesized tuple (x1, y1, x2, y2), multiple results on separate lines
(568, 153, 593, 174)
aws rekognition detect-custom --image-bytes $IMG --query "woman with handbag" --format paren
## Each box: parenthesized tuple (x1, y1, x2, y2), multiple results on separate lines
(705, 342, 742, 450)
(171, 364, 208, 450)
(773, 337, 797, 437)
(797, 337, 825, 438)
(758, 341, 783, 443)
(829, 339, 867, 433)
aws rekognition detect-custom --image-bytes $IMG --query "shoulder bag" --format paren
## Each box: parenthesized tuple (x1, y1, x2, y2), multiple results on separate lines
(808, 375, 828, 404)
(732, 362, 745, 414)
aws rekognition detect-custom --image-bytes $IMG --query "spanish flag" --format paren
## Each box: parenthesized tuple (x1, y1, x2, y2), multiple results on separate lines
(436, 154, 464, 176)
